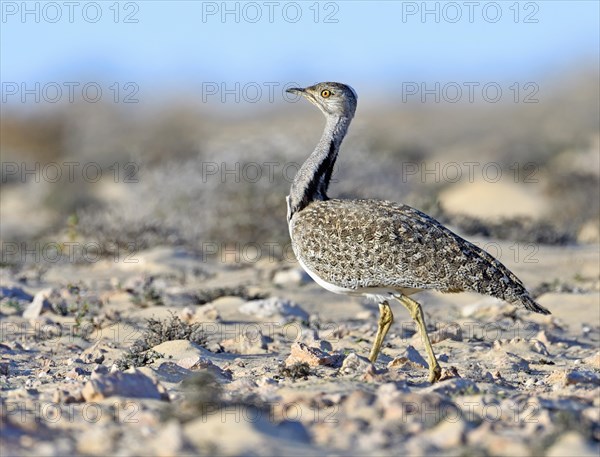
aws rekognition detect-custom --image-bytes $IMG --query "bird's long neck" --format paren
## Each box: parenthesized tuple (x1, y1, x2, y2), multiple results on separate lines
(287, 114, 352, 220)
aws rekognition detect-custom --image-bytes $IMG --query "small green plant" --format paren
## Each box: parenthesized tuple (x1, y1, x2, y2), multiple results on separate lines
(116, 313, 206, 369)
(277, 362, 312, 380)
(2, 299, 23, 313)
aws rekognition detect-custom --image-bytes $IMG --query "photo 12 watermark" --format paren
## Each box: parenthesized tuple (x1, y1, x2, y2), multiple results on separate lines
(200, 241, 296, 264)
(200, 81, 304, 104)
(1, 82, 140, 104)
(198, 161, 303, 184)
(1, 241, 140, 265)
(400, 1, 540, 24)
(197, 238, 539, 267)
(400, 161, 539, 184)
(1, 320, 143, 345)
(1, 161, 140, 184)
(392, 398, 540, 424)
(200, 1, 340, 23)
(1, 400, 141, 425)
(401, 81, 539, 104)
(1, 1, 140, 23)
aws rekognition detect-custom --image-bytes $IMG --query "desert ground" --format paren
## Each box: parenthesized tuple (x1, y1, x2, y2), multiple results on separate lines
(1, 70, 599, 456)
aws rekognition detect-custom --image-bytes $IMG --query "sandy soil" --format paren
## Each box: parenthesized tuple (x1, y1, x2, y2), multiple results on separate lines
(1, 239, 599, 456)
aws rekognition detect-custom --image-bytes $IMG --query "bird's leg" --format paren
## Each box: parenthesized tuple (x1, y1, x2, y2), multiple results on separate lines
(368, 301, 394, 363)
(396, 294, 442, 383)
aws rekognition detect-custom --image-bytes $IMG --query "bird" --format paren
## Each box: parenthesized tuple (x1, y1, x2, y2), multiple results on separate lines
(285, 82, 551, 383)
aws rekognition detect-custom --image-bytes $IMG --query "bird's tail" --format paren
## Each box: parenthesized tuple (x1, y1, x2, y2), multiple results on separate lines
(517, 293, 551, 315)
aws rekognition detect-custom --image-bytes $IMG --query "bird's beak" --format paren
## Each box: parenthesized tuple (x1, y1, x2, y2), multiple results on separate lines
(286, 87, 305, 95)
(287, 87, 316, 105)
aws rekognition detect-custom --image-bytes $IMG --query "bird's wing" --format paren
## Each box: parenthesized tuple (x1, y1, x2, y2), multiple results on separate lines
(290, 199, 546, 313)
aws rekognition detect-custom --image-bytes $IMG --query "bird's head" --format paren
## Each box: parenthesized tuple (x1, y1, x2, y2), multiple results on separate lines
(287, 82, 357, 119)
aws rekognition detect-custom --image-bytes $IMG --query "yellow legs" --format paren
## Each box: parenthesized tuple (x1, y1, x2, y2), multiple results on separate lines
(368, 301, 394, 363)
(368, 295, 442, 383)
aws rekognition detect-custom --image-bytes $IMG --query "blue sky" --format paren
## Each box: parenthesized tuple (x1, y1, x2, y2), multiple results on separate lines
(1, 1, 599, 106)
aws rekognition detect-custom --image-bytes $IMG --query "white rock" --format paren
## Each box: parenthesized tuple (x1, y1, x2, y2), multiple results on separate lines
(239, 297, 309, 323)
(341, 352, 373, 374)
(152, 339, 213, 360)
(22, 288, 54, 319)
(81, 368, 168, 401)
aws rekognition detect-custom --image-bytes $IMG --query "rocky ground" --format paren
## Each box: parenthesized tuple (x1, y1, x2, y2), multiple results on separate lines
(1, 240, 599, 456)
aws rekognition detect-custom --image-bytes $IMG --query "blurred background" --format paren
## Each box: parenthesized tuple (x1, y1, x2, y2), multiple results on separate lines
(1, 0, 599, 265)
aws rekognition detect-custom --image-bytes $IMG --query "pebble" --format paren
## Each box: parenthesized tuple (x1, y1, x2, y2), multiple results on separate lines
(340, 352, 373, 374)
(1, 243, 598, 456)
(239, 297, 309, 323)
(582, 351, 600, 369)
(285, 342, 342, 367)
(81, 368, 169, 401)
(546, 368, 600, 387)
(388, 345, 428, 369)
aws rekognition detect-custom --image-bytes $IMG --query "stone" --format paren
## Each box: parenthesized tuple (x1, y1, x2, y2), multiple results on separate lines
(582, 352, 600, 369)
(439, 366, 461, 380)
(285, 342, 342, 367)
(425, 378, 480, 396)
(81, 368, 169, 401)
(151, 339, 213, 360)
(239, 297, 309, 323)
(176, 356, 211, 370)
(340, 352, 373, 374)
(485, 349, 530, 372)
(80, 342, 107, 364)
(387, 345, 428, 369)
(65, 367, 87, 380)
(546, 369, 600, 387)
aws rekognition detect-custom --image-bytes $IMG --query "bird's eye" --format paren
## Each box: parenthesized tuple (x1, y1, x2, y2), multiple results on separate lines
(321, 89, 331, 98)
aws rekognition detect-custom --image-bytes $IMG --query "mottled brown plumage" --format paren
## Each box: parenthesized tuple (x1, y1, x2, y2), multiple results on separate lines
(285, 82, 550, 383)
(290, 199, 548, 314)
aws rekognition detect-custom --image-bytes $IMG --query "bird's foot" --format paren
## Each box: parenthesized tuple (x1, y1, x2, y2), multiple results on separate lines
(428, 364, 442, 384)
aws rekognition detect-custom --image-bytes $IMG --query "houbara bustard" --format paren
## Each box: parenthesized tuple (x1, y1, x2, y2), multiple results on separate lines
(285, 82, 550, 383)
